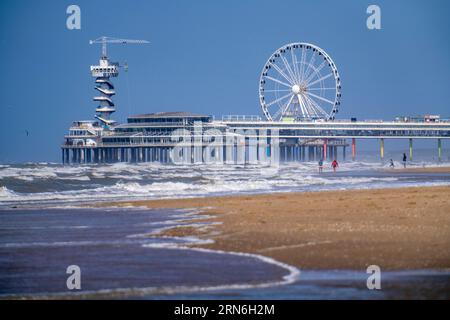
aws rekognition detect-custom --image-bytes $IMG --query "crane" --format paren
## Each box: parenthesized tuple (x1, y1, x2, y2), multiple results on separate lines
(89, 36, 149, 58)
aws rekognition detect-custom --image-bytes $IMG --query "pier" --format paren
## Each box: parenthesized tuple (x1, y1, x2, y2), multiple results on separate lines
(62, 113, 450, 164)
(61, 40, 450, 165)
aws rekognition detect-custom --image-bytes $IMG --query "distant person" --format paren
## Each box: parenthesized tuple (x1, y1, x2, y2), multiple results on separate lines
(318, 158, 324, 173)
(331, 159, 339, 172)
(402, 153, 407, 168)
(389, 159, 395, 168)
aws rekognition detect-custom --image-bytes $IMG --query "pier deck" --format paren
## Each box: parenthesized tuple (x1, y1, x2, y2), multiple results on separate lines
(61, 115, 450, 165)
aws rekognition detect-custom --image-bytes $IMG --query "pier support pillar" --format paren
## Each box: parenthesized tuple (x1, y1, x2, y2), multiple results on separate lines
(351, 138, 356, 161)
(380, 138, 385, 161)
(343, 146, 346, 161)
(438, 139, 442, 162)
(323, 139, 327, 160)
(409, 138, 413, 161)
(65, 149, 70, 164)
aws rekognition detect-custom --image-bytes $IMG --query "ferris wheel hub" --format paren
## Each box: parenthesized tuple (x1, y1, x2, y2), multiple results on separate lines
(291, 84, 301, 94)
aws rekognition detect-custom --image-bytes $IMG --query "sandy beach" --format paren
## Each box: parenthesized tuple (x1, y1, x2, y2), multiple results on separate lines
(385, 166, 450, 174)
(107, 185, 450, 271)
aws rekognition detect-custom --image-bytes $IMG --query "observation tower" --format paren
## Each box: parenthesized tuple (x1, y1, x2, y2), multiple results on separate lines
(89, 36, 149, 128)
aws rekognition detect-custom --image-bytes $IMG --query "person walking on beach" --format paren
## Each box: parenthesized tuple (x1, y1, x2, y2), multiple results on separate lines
(402, 153, 407, 168)
(331, 159, 339, 172)
(318, 158, 324, 173)
(389, 159, 395, 168)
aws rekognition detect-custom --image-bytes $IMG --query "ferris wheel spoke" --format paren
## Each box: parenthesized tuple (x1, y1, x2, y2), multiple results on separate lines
(302, 93, 319, 118)
(307, 73, 333, 87)
(264, 75, 291, 88)
(270, 62, 294, 85)
(280, 55, 297, 84)
(302, 95, 318, 118)
(265, 92, 293, 107)
(290, 49, 301, 83)
(264, 89, 292, 92)
(281, 94, 296, 119)
(299, 47, 307, 81)
(303, 54, 316, 83)
(305, 91, 335, 105)
(304, 94, 329, 117)
(273, 107, 284, 121)
(274, 94, 295, 120)
(305, 60, 327, 84)
(272, 104, 285, 120)
(296, 94, 309, 118)
(308, 87, 336, 91)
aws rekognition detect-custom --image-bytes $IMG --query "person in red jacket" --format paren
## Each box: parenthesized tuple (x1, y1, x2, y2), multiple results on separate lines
(331, 159, 339, 172)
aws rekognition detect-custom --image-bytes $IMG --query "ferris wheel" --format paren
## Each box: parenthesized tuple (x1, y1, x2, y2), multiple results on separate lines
(259, 43, 341, 121)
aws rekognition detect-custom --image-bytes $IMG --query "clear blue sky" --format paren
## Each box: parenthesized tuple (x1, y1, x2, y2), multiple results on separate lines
(0, 0, 449, 163)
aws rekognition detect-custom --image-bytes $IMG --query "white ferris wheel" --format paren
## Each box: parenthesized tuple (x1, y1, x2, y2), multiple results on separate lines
(259, 43, 341, 121)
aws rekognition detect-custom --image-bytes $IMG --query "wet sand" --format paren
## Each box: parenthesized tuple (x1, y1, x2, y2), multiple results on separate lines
(385, 166, 450, 173)
(106, 186, 450, 271)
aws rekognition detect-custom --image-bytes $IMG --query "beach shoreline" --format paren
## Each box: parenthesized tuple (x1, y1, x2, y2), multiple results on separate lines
(104, 185, 450, 271)
(383, 166, 450, 173)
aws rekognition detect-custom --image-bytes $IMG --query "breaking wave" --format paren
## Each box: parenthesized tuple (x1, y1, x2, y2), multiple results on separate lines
(1, 160, 450, 207)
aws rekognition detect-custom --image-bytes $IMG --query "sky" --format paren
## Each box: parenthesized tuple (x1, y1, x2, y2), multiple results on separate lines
(0, 0, 449, 163)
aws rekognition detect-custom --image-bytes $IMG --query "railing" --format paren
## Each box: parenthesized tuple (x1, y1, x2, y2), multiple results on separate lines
(222, 115, 262, 122)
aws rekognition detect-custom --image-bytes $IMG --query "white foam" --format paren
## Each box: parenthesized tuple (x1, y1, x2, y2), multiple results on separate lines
(0, 186, 16, 199)
(1, 161, 450, 207)
(58, 175, 91, 181)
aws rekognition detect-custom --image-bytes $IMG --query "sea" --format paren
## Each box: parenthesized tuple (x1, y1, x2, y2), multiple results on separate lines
(1, 151, 450, 299)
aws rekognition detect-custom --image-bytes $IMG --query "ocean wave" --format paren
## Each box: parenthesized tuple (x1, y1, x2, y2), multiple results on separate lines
(57, 176, 91, 181)
(1, 160, 450, 207)
(0, 186, 16, 199)
(2, 179, 449, 208)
